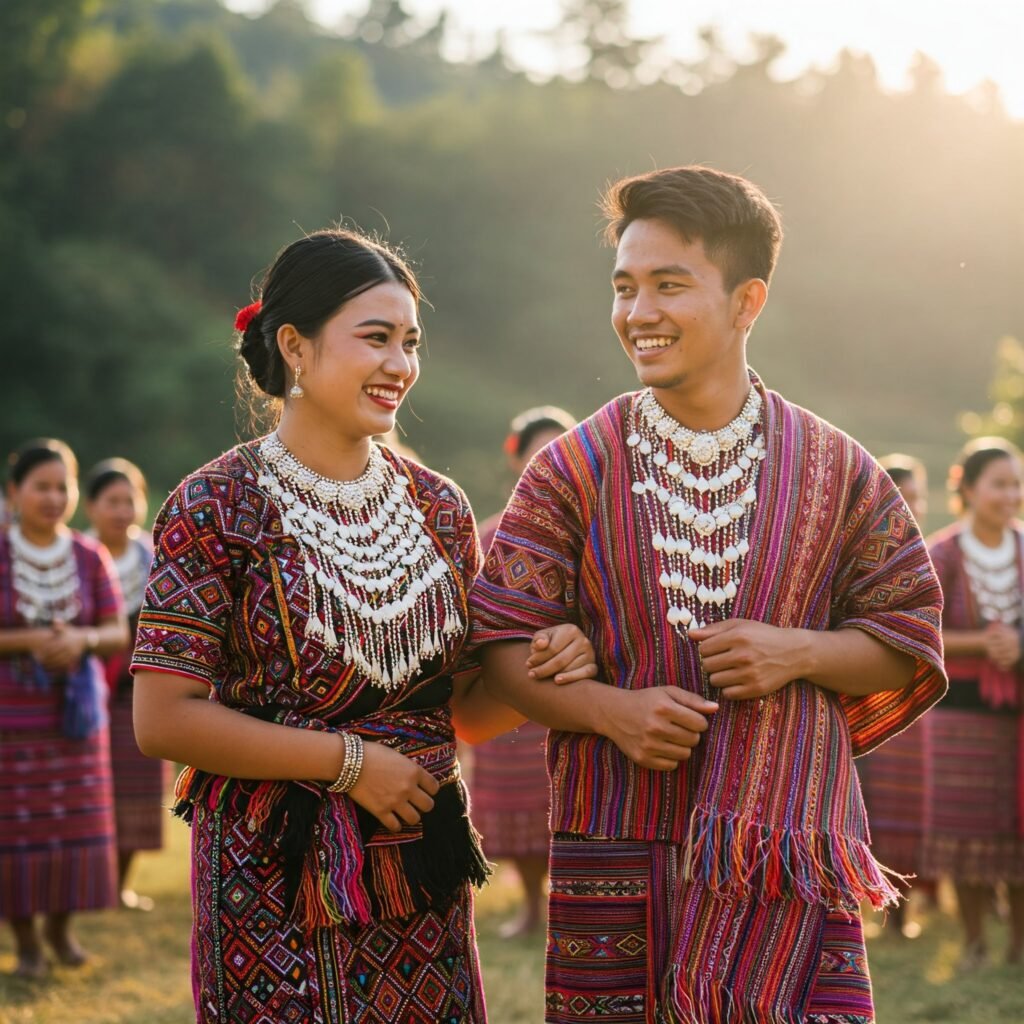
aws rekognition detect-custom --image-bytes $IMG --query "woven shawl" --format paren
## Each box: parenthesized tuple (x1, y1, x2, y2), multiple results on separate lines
(471, 377, 947, 1021)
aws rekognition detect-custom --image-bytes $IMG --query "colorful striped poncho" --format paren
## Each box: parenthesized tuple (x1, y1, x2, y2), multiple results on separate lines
(470, 376, 946, 1021)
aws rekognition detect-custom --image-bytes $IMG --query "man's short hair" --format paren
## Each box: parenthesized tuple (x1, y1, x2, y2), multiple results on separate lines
(601, 165, 783, 291)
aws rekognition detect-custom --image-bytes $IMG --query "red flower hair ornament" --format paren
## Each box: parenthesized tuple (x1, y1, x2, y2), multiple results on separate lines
(234, 300, 262, 333)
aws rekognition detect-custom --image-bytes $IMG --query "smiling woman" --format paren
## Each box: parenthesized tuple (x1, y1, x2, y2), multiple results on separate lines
(128, 227, 597, 1023)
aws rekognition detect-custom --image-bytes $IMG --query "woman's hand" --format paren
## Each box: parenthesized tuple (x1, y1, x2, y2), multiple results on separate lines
(346, 741, 440, 833)
(984, 622, 1021, 670)
(35, 623, 87, 672)
(527, 623, 598, 684)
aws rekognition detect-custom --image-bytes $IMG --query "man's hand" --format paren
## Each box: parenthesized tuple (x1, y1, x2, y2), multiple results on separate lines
(690, 619, 806, 701)
(600, 686, 718, 771)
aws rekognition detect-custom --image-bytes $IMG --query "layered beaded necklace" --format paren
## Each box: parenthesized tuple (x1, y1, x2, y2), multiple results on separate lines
(959, 527, 1021, 625)
(112, 535, 149, 615)
(628, 387, 765, 636)
(9, 523, 81, 625)
(257, 434, 462, 691)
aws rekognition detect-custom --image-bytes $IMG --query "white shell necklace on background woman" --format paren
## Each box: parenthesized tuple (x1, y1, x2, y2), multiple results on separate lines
(959, 526, 1021, 625)
(257, 433, 462, 690)
(9, 523, 81, 625)
(112, 540, 149, 615)
(628, 387, 765, 636)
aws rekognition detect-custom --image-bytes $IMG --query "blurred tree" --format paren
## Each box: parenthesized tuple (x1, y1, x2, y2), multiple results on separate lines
(960, 337, 1024, 449)
(552, 0, 660, 86)
(3, 0, 1022, 516)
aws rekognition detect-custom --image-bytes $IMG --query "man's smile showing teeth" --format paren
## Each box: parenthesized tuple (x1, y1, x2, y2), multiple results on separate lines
(633, 336, 676, 351)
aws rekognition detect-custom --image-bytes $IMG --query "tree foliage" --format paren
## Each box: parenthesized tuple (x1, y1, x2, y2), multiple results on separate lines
(3, 0, 1023, 515)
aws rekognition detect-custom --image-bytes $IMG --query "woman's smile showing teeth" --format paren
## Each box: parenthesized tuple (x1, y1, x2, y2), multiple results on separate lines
(364, 384, 402, 408)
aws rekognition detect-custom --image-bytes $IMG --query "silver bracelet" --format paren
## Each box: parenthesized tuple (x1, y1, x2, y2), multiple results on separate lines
(327, 732, 364, 794)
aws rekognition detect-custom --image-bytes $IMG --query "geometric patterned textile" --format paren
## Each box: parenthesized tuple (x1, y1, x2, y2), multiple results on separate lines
(109, 697, 169, 853)
(0, 530, 121, 917)
(131, 442, 487, 1021)
(470, 375, 947, 848)
(545, 837, 678, 1024)
(546, 836, 874, 1024)
(921, 523, 1024, 884)
(471, 372, 944, 1020)
(856, 719, 928, 875)
(192, 803, 487, 1023)
(921, 707, 1024, 883)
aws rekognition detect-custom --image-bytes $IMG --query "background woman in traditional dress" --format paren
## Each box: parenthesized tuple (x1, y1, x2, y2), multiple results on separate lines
(469, 406, 576, 938)
(130, 228, 596, 1023)
(925, 438, 1024, 967)
(85, 458, 167, 912)
(0, 439, 128, 977)
(859, 453, 933, 938)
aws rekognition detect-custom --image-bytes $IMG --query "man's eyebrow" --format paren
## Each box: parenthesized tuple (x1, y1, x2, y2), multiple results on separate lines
(611, 264, 695, 280)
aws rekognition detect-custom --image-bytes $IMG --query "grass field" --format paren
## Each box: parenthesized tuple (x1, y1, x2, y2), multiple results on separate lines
(1, 819, 1021, 1023)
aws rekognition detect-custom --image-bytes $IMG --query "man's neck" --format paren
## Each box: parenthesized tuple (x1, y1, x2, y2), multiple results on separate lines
(650, 368, 753, 433)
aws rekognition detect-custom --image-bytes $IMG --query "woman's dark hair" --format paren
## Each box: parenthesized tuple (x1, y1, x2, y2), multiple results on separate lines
(7, 438, 78, 486)
(601, 165, 783, 290)
(878, 453, 926, 491)
(84, 457, 148, 502)
(507, 406, 577, 459)
(237, 227, 421, 400)
(948, 436, 1022, 512)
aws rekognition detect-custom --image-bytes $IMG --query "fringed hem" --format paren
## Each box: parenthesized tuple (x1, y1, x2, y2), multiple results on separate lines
(682, 805, 902, 911)
(664, 970, 876, 1024)
(665, 974, 803, 1024)
(172, 765, 489, 934)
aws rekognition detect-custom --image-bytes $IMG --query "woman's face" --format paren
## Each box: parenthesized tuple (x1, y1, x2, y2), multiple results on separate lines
(291, 280, 420, 444)
(964, 455, 1023, 529)
(9, 458, 77, 534)
(87, 478, 146, 542)
(897, 476, 927, 523)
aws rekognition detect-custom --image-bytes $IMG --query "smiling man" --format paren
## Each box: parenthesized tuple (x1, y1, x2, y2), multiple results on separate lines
(471, 166, 947, 1023)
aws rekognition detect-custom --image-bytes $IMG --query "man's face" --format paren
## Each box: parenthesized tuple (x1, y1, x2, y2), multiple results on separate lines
(611, 218, 747, 394)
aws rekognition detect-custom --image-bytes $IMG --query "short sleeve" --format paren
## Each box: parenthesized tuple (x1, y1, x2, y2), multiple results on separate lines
(468, 445, 585, 648)
(830, 464, 947, 755)
(130, 476, 240, 688)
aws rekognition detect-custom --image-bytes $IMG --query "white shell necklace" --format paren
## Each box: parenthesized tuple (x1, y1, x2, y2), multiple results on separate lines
(258, 434, 463, 690)
(959, 527, 1020, 625)
(113, 537, 149, 615)
(628, 387, 765, 635)
(9, 523, 81, 625)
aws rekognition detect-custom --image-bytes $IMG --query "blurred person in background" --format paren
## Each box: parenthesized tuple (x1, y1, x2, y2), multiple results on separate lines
(924, 438, 1024, 968)
(470, 406, 577, 938)
(0, 439, 128, 977)
(130, 227, 596, 1023)
(85, 458, 167, 913)
(858, 454, 933, 938)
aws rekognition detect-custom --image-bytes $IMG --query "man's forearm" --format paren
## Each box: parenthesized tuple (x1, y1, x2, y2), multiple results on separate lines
(799, 627, 917, 696)
(480, 640, 616, 736)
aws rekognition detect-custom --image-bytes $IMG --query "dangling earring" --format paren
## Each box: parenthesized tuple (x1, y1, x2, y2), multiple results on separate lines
(289, 365, 304, 399)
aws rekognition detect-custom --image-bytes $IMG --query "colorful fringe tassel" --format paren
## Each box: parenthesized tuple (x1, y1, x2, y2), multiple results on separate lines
(683, 804, 902, 911)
